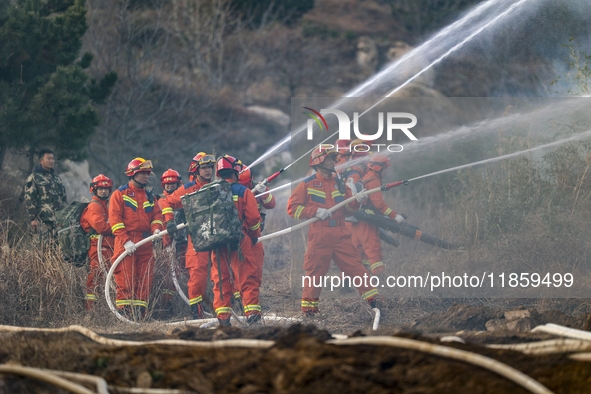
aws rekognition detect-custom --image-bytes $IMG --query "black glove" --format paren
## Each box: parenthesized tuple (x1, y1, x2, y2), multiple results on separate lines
(166, 220, 178, 235)
(251, 237, 258, 246)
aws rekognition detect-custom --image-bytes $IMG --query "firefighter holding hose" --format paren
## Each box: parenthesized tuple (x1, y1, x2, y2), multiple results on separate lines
(287, 144, 380, 317)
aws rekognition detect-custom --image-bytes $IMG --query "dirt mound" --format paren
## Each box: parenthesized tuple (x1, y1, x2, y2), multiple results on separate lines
(2, 323, 591, 393)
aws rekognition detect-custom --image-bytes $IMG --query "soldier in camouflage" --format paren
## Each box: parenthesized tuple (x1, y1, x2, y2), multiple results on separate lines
(23, 149, 67, 239)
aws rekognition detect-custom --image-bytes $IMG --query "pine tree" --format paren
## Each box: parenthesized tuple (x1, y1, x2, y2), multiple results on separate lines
(0, 0, 117, 170)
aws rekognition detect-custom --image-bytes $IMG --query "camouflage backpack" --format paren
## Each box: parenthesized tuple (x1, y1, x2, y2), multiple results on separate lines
(55, 201, 96, 267)
(171, 208, 189, 244)
(181, 180, 243, 252)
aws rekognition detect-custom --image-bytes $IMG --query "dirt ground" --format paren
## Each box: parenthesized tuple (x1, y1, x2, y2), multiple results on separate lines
(2, 304, 591, 394)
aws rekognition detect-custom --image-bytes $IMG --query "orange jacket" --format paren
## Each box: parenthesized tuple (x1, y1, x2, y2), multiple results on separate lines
(225, 180, 262, 239)
(80, 196, 113, 246)
(287, 172, 359, 221)
(342, 164, 366, 185)
(108, 182, 163, 243)
(159, 179, 209, 223)
(361, 171, 397, 219)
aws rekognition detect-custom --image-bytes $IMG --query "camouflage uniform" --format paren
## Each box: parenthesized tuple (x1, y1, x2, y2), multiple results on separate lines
(24, 165, 67, 238)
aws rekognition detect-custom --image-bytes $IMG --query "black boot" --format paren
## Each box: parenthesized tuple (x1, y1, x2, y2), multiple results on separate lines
(246, 313, 262, 326)
(190, 302, 205, 319)
(218, 318, 231, 327)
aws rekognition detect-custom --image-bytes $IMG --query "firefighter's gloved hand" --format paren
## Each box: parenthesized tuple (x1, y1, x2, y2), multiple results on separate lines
(166, 221, 177, 235)
(354, 190, 369, 203)
(315, 208, 332, 220)
(253, 183, 266, 194)
(394, 214, 405, 223)
(153, 229, 161, 236)
(124, 241, 136, 254)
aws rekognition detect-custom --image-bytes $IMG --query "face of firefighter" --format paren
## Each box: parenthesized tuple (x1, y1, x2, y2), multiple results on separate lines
(132, 171, 150, 188)
(164, 183, 178, 193)
(198, 165, 213, 181)
(96, 187, 111, 199)
(39, 153, 55, 170)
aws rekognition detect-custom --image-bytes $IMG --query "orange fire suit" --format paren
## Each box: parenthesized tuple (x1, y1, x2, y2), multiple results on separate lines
(354, 170, 398, 275)
(342, 164, 370, 265)
(211, 181, 261, 321)
(287, 172, 379, 314)
(80, 196, 114, 310)
(249, 186, 276, 296)
(109, 183, 163, 311)
(159, 179, 210, 307)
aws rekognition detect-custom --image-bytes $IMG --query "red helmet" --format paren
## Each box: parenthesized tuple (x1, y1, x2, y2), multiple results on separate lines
(216, 154, 242, 178)
(90, 174, 113, 193)
(161, 168, 181, 187)
(367, 154, 391, 172)
(125, 157, 153, 177)
(349, 139, 370, 158)
(309, 144, 339, 167)
(188, 152, 216, 175)
(238, 166, 252, 187)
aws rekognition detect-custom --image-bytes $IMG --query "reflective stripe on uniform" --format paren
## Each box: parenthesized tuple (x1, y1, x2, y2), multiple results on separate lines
(111, 222, 125, 232)
(301, 300, 319, 308)
(161, 207, 173, 215)
(362, 289, 379, 300)
(189, 295, 203, 305)
(151, 219, 163, 227)
(215, 306, 232, 316)
(116, 299, 148, 307)
(243, 304, 261, 313)
(250, 221, 260, 231)
(294, 205, 305, 220)
(122, 195, 138, 210)
(384, 207, 393, 216)
(370, 261, 384, 271)
(85, 294, 97, 301)
(262, 193, 273, 204)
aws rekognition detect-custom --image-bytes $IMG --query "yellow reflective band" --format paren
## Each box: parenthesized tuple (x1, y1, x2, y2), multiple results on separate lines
(364, 209, 376, 214)
(234, 292, 241, 299)
(345, 205, 355, 212)
(307, 188, 326, 198)
(331, 190, 343, 198)
(294, 205, 305, 220)
(244, 304, 262, 312)
(301, 300, 318, 307)
(362, 289, 379, 300)
(189, 296, 203, 305)
(263, 193, 273, 203)
(143, 201, 154, 209)
(162, 207, 173, 215)
(85, 294, 97, 301)
(130, 300, 148, 307)
(371, 261, 384, 270)
(250, 221, 260, 231)
(111, 223, 125, 232)
(162, 289, 176, 296)
(151, 220, 163, 226)
(384, 208, 393, 215)
(215, 307, 232, 315)
(232, 195, 238, 202)
(122, 195, 138, 208)
(89, 234, 100, 239)
(116, 300, 132, 306)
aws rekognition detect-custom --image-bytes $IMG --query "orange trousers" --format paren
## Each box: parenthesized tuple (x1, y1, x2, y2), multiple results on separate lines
(85, 239, 113, 309)
(211, 236, 260, 320)
(351, 221, 384, 274)
(113, 234, 154, 308)
(301, 224, 378, 314)
(186, 236, 210, 306)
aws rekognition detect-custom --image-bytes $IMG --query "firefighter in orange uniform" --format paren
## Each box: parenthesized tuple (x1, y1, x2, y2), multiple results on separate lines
(287, 145, 379, 316)
(210, 155, 262, 326)
(354, 154, 404, 275)
(160, 153, 215, 319)
(109, 158, 164, 319)
(237, 165, 276, 311)
(80, 174, 114, 310)
(154, 168, 184, 314)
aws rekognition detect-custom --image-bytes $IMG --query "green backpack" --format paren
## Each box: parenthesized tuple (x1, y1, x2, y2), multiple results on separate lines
(181, 180, 243, 252)
(55, 201, 95, 267)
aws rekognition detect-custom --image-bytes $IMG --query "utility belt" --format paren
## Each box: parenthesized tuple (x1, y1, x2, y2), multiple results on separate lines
(311, 219, 344, 228)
